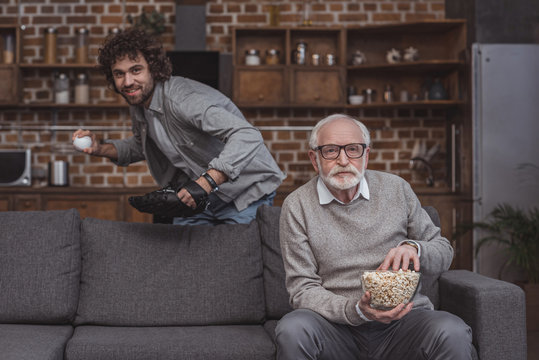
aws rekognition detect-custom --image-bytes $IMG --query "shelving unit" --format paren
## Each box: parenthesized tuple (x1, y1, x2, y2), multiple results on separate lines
(0, 27, 123, 109)
(232, 20, 467, 108)
(0, 25, 21, 105)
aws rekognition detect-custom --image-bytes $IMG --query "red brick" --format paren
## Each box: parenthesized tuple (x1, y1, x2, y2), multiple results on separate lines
(372, 13, 401, 22)
(245, 4, 258, 13)
(338, 13, 367, 22)
(272, 143, 301, 151)
(397, 3, 411, 11)
(364, 4, 378, 12)
(381, 3, 394, 12)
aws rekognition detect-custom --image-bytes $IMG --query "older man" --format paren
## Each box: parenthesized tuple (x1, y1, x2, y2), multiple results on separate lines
(277, 114, 473, 359)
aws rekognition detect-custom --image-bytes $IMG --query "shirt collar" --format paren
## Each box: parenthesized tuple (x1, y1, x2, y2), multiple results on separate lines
(147, 82, 164, 114)
(316, 175, 370, 205)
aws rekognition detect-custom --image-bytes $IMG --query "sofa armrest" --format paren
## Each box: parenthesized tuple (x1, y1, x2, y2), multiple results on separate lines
(439, 270, 527, 360)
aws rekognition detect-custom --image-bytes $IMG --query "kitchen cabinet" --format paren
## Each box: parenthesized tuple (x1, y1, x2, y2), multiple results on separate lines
(418, 194, 473, 270)
(233, 26, 346, 107)
(0, 24, 123, 109)
(17, 63, 124, 108)
(0, 187, 155, 223)
(232, 20, 466, 109)
(0, 25, 21, 104)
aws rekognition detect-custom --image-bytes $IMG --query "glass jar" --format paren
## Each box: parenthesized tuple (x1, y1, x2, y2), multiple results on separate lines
(74, 73, 89, 104)
(292, 41, 307, 65)
(3, 33, 14, 64)
(44, 27, 57, 64)
(383, 84, 394, 103)
(76, 28, 89, 64)
(245, 49, 260, 66)
(54, 73, 70, 104)
(325, 53, 336, 66)
(311, 53, 321, 66)
(265, 49, 280, 65)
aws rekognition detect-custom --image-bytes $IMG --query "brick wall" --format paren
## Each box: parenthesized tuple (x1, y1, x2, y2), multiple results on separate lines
(0, 0, 447, 194)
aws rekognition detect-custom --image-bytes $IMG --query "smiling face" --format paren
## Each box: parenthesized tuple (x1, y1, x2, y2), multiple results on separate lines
(309, 117, 370, 200)
(111, 52, 155, 107)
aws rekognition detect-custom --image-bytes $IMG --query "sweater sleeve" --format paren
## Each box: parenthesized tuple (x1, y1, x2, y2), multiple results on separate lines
(279, 195, 365, 326)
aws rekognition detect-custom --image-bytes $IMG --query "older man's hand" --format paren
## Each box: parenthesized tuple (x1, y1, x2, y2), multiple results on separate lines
(358, 291, 413, 324)
(379, 243, 420, 271)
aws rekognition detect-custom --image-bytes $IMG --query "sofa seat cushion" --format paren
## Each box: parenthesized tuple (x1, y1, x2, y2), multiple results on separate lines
(75, 219, 265, 326)
(0, 209, 81, 323)
(0, 324, 73, 360)
(65, 325, 276, 360)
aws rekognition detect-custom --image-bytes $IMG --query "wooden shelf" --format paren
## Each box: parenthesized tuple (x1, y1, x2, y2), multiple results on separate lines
(346, 60, 464, 73)
(1, 102, 126, 110)
(19, 63, 98, 69)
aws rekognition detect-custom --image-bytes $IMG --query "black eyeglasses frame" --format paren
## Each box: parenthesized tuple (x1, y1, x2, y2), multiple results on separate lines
(314, 143, 367, 160)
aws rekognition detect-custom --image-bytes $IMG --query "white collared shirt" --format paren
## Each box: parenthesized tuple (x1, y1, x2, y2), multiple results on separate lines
(316, 176, 370, 205)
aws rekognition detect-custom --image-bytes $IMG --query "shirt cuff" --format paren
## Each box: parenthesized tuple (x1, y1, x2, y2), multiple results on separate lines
(398, 240, 421, 258)
(355, 302, 373, 322)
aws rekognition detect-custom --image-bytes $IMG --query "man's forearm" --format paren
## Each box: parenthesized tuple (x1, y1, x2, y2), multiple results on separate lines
(93, 142, 119, 161)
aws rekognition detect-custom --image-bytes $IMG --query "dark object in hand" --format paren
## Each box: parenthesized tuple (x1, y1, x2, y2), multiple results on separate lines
(129, 181, 209, 218)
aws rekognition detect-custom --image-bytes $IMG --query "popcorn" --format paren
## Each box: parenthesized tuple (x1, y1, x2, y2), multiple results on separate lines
(361, 269, 420, 309)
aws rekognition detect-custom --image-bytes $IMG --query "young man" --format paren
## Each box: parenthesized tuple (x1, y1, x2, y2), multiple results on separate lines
(73, 28, 285, 225)
(277, 114, 473, 359)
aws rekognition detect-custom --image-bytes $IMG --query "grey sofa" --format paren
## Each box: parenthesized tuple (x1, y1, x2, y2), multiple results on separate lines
(0, 205, 527, 360)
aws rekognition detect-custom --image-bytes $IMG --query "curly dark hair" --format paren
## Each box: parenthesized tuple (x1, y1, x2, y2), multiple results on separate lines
(97, 27, 172, 91)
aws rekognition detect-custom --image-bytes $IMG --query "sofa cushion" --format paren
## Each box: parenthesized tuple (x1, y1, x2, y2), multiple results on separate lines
(0, 324, 73, 360)
(75, 218, 265, 326)
(66, 325, 275, 360)
(257, 205, 293, 319)
(0, 209, 81, 324)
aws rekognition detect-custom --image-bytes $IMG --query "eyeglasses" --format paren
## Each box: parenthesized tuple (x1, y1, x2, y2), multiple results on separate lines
(314, 143, 367, 160)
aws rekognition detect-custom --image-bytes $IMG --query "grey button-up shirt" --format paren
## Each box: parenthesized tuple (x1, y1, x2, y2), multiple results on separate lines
(108, 77, 286, 211)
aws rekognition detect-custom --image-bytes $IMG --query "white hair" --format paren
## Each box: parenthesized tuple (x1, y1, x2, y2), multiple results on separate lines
(308, 114, 371, 150)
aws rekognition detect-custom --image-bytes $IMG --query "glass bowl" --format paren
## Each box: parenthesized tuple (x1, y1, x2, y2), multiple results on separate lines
(360, 269, 420, 310)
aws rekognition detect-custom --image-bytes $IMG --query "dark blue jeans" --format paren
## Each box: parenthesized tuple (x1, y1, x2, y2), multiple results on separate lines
(173, 192, 275, 225)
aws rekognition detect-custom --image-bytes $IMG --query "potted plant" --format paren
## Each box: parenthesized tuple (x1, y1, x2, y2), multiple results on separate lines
(127, 9, 166, 36)
(460, 203, 539, 330)
(471, 204, 539, 282)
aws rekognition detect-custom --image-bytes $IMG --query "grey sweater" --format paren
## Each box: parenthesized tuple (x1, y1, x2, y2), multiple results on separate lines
(279, 170, 453, 326)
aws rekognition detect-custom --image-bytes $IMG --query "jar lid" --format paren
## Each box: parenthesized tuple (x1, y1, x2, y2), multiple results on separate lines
(45, 27, 57, 34)
(58, 73, 67, 79)
(266, 49, 280, 55)
(77, 73, 87, 80)
(245, 49, 259, 55)
(109, 27, 122, 35)
(77, 27, 89, 35)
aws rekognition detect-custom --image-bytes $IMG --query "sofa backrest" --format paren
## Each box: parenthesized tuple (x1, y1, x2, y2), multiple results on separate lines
(257, 205, 294, 319)
(0, 209, 81, 324)
(257, 205, 443, 314)
(74, 218, 266, 326)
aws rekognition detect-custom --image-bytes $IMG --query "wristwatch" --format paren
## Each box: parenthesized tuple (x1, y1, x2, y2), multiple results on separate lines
(201, 172, 219, 193)
(402, 240, 419, 253)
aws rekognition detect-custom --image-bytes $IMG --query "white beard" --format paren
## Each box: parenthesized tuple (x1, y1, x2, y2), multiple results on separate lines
(317, 156, 365, 191)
